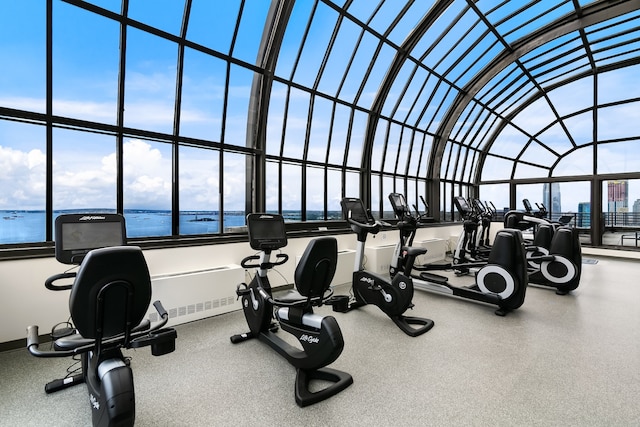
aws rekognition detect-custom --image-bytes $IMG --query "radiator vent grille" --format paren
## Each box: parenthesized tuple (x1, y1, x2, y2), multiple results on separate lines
(148, 264, 244, 326)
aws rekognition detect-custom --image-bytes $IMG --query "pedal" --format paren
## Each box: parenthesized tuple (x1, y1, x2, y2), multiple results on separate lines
(420, 272, 448, 285)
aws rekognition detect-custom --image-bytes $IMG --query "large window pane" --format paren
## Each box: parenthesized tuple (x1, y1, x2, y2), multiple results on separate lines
(292, 3, 339, 88)
(479, 183, 510, 215)
(223, 152, 246, 230)
(597, 103, 640, 142)
(265, 160, 280, 213)
(552, 181, 590, 243)
(179, 48, 226, 141)
(266, 82, 287, 156)
(306, 166, 325, 219)
(281, 163, 301, 219)
(317, 19, 361, 96)
(0, 2, 46, 113)
(124, 28, 177, 134)
(346, 110, 366, 168)
(327, 168, 342, 220)
(123, 139, 172, 237)
(307, 96, 332, 163)
(179, 146, 220, 235)
(53, 2, 119, 124)
(327, 103, 350, 165)
(597, 140, 640, 175)
(282, 88, 309, 160)
(224, 65, 254, 146)
(52, 129, 116, 213)
(515, 183, 544, 213)
(481, 155, 514, 181)
(0, 121, 46, 244)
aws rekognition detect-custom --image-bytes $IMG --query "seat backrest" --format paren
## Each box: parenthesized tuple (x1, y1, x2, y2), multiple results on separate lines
(294, 237, 337, 299)
(69, 246, 151, 339)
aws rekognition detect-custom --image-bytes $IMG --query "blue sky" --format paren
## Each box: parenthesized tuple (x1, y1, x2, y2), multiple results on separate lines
(1, 0, 639, 215)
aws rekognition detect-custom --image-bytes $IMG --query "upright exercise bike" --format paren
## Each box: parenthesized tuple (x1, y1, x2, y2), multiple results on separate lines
(26, 213, 177, 427)
(333, 197, 434, 337)
(388, 193, 529, 316)
(231, 213, 353, 407)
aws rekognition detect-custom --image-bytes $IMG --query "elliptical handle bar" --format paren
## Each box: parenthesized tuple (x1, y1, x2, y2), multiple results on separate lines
(346, 216, 382, 234)
(240, 253, 289, 269)
(45, 272, 77, 291)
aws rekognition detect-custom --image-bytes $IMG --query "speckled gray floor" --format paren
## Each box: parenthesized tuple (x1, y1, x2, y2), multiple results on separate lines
(2, 255, 639, 426)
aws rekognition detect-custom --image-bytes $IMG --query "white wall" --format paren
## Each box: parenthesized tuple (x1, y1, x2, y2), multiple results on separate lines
(1, 225, 461, 345)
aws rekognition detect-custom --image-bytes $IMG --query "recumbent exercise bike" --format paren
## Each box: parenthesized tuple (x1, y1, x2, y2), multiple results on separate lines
(26, 214, 177, 427)
(230, 213, 353, 407)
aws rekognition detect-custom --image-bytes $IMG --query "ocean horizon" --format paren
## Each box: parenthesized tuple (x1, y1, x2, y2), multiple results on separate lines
(0, 209, 344, 245)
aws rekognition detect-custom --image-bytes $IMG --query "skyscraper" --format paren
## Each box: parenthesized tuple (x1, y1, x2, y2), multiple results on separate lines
(578, 202, 590, 228)
(543, 183, 562, 214)
(607, 180, 628, 212)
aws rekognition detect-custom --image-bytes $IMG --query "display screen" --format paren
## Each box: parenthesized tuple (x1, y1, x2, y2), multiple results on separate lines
(340, 198, 371, 224)
(55, 214, 126, 264)
(247, 213, 287, 251)
(61, 221, 125, 251)
(388, 193, 409, 217)
(454, 196, 471, 214)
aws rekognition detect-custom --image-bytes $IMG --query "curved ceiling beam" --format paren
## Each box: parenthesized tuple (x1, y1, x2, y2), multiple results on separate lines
(245, 0, 296, 213)
(359, 0, 453, 205)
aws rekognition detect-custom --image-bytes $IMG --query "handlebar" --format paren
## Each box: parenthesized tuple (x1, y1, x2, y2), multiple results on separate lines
(346, 216, 383, 234)
(240, 253, 289, 269)
(45, 272, 76, 291)
(26, 325, 39, 350)
(153, 300, 168, 319)
(26, 299, 171, 358)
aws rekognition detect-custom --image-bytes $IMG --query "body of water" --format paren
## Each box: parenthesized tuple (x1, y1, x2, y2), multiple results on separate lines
(0, 210, 342, 244)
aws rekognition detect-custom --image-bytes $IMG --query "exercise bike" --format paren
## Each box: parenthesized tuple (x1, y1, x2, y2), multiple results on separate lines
(26, 213, 177, 427)
(230, 213, 353, 407)
(388, 193, 529, 316)
(333, 197, 434, 337)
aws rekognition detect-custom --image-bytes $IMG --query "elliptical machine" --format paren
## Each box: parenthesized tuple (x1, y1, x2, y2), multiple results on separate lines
(231, 213, 353, 407)
(388, 193, 529, 316)
(333, 197, 434, 337)
(504, 208, 582, 295)
(26, 214, 177, 427)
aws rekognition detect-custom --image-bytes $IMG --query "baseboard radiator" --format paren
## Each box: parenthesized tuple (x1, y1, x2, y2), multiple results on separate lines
(148, 265, 244, 326)
(417, 238, 447, 264)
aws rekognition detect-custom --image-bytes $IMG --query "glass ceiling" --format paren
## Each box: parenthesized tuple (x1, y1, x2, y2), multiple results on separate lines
(263, 0, 640, 200)
(1, 0, 640, 248)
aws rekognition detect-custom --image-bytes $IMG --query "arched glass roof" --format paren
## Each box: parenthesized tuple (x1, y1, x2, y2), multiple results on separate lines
(1, 0, 639, 250)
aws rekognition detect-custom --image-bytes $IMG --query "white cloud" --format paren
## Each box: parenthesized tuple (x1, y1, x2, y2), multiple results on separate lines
(0, 146, 46, 209)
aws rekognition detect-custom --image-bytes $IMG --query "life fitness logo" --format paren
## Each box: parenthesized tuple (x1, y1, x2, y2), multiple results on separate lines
(299, 334, 320, 344)
(79, 216, 106, 221)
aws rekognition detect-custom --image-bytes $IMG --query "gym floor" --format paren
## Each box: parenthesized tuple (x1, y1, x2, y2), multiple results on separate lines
(2, 254, 639, 426)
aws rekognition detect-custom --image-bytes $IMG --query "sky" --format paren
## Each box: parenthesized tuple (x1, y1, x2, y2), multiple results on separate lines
(1, 0, 639, 215)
